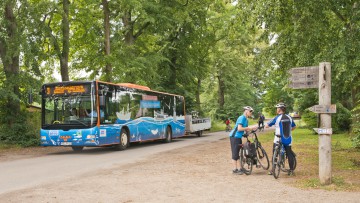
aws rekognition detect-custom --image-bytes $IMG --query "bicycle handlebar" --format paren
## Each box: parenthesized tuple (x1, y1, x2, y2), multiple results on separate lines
(243, 127, 259, 137)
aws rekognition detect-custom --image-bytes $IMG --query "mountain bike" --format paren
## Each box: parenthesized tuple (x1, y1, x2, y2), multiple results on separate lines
(225, 124, 232, 132)
(272, 135, 297, 179)
(239, 128, 270, 175)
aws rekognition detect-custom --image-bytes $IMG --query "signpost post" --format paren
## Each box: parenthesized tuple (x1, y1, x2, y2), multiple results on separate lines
(290, 62, 333, 185)
(318, 62, 332, 185)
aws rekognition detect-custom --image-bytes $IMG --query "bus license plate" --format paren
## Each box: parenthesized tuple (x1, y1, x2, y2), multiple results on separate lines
(61, 142, 72, 146)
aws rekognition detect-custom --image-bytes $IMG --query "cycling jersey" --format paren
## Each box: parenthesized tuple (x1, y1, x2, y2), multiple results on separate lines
(228, 114, 248, 138)
(267, 114, 296, 146)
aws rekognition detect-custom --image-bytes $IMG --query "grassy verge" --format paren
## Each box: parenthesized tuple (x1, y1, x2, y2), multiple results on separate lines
(275, 128, 360, 191)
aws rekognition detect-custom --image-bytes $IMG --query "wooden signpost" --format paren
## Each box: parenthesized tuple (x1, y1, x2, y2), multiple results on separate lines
(290, 62, 333, 185)
(289, 66, 319, 89)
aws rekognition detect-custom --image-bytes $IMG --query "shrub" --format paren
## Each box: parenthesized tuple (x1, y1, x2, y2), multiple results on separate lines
(0, 109, 40, 147)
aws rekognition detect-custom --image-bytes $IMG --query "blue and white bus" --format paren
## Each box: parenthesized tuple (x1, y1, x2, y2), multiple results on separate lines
(40, 81, 186, 151)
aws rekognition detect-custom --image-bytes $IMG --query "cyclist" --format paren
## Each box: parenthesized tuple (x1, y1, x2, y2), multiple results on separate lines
(258, 113, 265, 129)
(229, 106, 256, 175)
(265, 102, 297, 176)
(225, 118, 231, 132)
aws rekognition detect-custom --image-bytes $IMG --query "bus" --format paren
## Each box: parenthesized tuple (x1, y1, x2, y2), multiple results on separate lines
(40, 81, 186, 151)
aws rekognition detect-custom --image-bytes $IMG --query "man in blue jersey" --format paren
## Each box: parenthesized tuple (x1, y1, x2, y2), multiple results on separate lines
(229, 106, 256, 175)
(265, 102, 297, 175)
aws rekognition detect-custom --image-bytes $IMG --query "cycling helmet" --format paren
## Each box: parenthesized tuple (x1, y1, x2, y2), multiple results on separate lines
(275, 102, 286, 108)
(243, 106, 254, 112)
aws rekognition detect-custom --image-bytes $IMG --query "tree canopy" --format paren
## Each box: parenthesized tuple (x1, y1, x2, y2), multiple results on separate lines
(0, 0, 359, 147)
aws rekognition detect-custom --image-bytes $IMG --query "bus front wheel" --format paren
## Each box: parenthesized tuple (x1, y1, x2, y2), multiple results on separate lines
(116, 129, 129, 150)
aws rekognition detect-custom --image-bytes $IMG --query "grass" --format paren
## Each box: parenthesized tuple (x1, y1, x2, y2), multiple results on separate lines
(0, 143, 21, 151)
(210, 118, 360, 191)
(286, 128, 360, 191)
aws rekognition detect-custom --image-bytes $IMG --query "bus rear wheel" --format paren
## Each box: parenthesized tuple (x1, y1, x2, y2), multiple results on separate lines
(72, 146, 84, 152)
(115, 129, 129, 150)
(164, 126, 172, 143)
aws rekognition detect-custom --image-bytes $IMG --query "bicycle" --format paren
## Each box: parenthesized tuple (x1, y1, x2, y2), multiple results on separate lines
(225, 125, 232, 132)
(280, 144, 297, 173)
(239, 128, 270, 175)
(272, 135, 297, 179)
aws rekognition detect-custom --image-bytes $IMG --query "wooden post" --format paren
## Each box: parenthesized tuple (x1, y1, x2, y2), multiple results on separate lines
(318, 62, 332, 185)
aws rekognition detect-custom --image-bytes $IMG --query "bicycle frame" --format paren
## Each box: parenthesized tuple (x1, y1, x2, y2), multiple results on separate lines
(240, 128, 270, 175)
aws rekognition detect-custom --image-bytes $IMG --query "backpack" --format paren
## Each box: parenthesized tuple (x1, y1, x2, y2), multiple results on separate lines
(244, 141, 256, 158)
(280, 114, 291, 138)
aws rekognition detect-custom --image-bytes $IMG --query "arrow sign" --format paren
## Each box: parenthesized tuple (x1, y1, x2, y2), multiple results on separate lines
(308, 104, 336, 113)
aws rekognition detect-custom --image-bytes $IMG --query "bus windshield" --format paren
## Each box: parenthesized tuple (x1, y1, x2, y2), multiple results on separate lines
(41, 82, 97, 129)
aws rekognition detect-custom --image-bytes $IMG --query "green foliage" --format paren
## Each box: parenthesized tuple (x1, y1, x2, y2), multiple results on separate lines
(332, 102, 352, 133)
(301, 110, 317, 130)
(0, 108, 40, 147)
(352, 104, 360, 148)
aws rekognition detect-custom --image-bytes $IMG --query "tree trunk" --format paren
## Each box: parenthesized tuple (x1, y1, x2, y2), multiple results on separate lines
(0, 1, 21, 125)
(169, 56, 177, 89)
(102, 0, 112, 82)
(217, 72, 225, 109)
(61, 0, 70, 81)
(196, 78, 202, 113)
(122, 10, 135, 46)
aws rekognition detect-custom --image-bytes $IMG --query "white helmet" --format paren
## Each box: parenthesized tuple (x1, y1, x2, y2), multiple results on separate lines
(243, 106, 254, 112)
(275, 102, 286, 108)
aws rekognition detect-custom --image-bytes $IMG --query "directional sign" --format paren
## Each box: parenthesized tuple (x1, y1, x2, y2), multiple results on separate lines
(308, 104, 336, 113)
(290, 81, 318, 89)
(289, 66, 319, 74)
(313, 128, 333, 135)
(289, 66, 319, 89)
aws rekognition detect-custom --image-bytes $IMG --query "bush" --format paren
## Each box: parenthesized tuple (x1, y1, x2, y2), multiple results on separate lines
(0, 110, 40, 147)
(301, 109, 317, 130)
(332, 102, 351, 133)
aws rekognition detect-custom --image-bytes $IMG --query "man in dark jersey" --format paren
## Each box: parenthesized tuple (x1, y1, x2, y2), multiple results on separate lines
(265, 103, 297, 175)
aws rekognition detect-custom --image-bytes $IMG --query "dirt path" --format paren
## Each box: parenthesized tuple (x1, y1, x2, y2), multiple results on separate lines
(0, 132, 359, 203)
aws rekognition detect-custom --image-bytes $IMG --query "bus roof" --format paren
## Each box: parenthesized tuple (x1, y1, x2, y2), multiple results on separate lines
(42, 80, 183, 98)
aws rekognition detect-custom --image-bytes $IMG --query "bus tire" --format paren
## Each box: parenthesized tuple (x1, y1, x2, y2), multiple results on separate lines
(164, 126, 172, 143)
(72, 146, 84, 152)
(116, 128, 129, 150)
(197, 130, 203, 137)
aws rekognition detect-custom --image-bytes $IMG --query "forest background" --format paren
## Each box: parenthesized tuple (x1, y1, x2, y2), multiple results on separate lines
(0, 0, 359, 147)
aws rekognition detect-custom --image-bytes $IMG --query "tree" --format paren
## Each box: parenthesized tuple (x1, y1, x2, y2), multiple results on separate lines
(0, 0, 21, 126)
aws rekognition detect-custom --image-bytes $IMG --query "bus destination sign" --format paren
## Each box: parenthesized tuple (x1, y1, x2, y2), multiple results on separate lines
(46, 85, 87, 95)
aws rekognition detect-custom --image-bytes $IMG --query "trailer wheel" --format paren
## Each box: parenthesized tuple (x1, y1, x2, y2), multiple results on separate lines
(197, 130, 203, 137)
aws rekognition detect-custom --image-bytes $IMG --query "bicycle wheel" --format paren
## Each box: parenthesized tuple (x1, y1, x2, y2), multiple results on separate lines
(272, 149, 281, 179)
(281, 151, 297, 172)
(256, 145, 269, 170)
(280, 152, 288, 172)
(240, 148, 253, 175)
